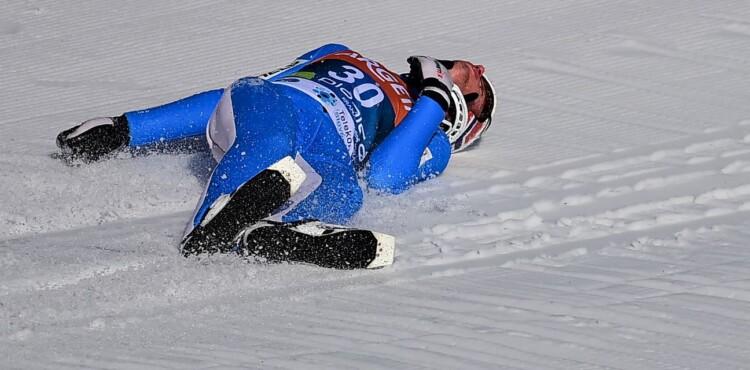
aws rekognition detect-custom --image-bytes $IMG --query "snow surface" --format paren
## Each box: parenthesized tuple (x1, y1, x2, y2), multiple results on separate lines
(3, 1, 750, 369)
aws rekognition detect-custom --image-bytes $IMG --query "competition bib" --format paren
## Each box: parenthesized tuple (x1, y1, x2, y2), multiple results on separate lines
(321, 50, 413, 126)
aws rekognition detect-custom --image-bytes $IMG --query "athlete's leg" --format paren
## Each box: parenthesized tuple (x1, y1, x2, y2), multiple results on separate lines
(181, 78, 307, 254)
(183, 79, 388, 262)
(229, 95, 395, 269)
(125, 89, 224, 147)
(229, 134, 394, 269)
(272, 87, 364, 225)
(56, 89, 223, 162)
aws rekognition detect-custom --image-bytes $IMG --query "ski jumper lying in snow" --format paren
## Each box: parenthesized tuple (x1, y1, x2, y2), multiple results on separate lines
(55, 43, 497, 269)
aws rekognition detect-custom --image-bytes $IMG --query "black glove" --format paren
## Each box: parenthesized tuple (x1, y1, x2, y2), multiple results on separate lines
(407, 56, 454, 111)
(56, 115, 130, 162)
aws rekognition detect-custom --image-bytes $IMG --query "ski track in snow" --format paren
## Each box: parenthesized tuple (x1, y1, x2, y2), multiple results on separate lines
(3, 1, 750, 369)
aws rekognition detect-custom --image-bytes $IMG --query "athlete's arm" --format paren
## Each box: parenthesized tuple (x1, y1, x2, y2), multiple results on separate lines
(364, 95, 451, 194)
(364, 56, 455, 194)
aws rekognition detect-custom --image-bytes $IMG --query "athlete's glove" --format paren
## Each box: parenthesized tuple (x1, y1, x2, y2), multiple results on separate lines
(407, 56, 454, 112)
(56, 115, 130, 162)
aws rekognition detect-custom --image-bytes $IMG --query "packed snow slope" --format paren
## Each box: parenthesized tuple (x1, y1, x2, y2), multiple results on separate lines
(3, 1, 750, 369)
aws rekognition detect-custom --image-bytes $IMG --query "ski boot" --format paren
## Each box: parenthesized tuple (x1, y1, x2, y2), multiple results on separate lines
(181, 156, 307, 256)
(56, 115, 130, 162)
(234, 219, 395, 269)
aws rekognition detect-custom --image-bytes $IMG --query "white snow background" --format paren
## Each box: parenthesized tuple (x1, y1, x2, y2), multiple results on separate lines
(3, 1, 750, 369)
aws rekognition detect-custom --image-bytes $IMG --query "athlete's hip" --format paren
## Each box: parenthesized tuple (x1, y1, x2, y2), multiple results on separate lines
(206, 77, 349, 164)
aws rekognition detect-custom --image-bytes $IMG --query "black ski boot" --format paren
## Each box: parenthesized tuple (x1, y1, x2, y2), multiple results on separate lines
(56, 115, 130, 162)
(234, 219, 395, 269)
(181, 156, 307, 256)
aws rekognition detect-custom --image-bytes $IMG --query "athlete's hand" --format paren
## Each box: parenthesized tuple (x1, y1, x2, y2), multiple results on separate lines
(407, 56, 454, 111)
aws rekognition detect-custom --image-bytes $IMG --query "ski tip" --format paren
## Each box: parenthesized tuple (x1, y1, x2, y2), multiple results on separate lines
(366, 232, 396, 269)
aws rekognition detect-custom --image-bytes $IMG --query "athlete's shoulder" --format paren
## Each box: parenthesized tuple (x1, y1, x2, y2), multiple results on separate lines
(260, 44, 352, 81)
(297, 43, 351, 60)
